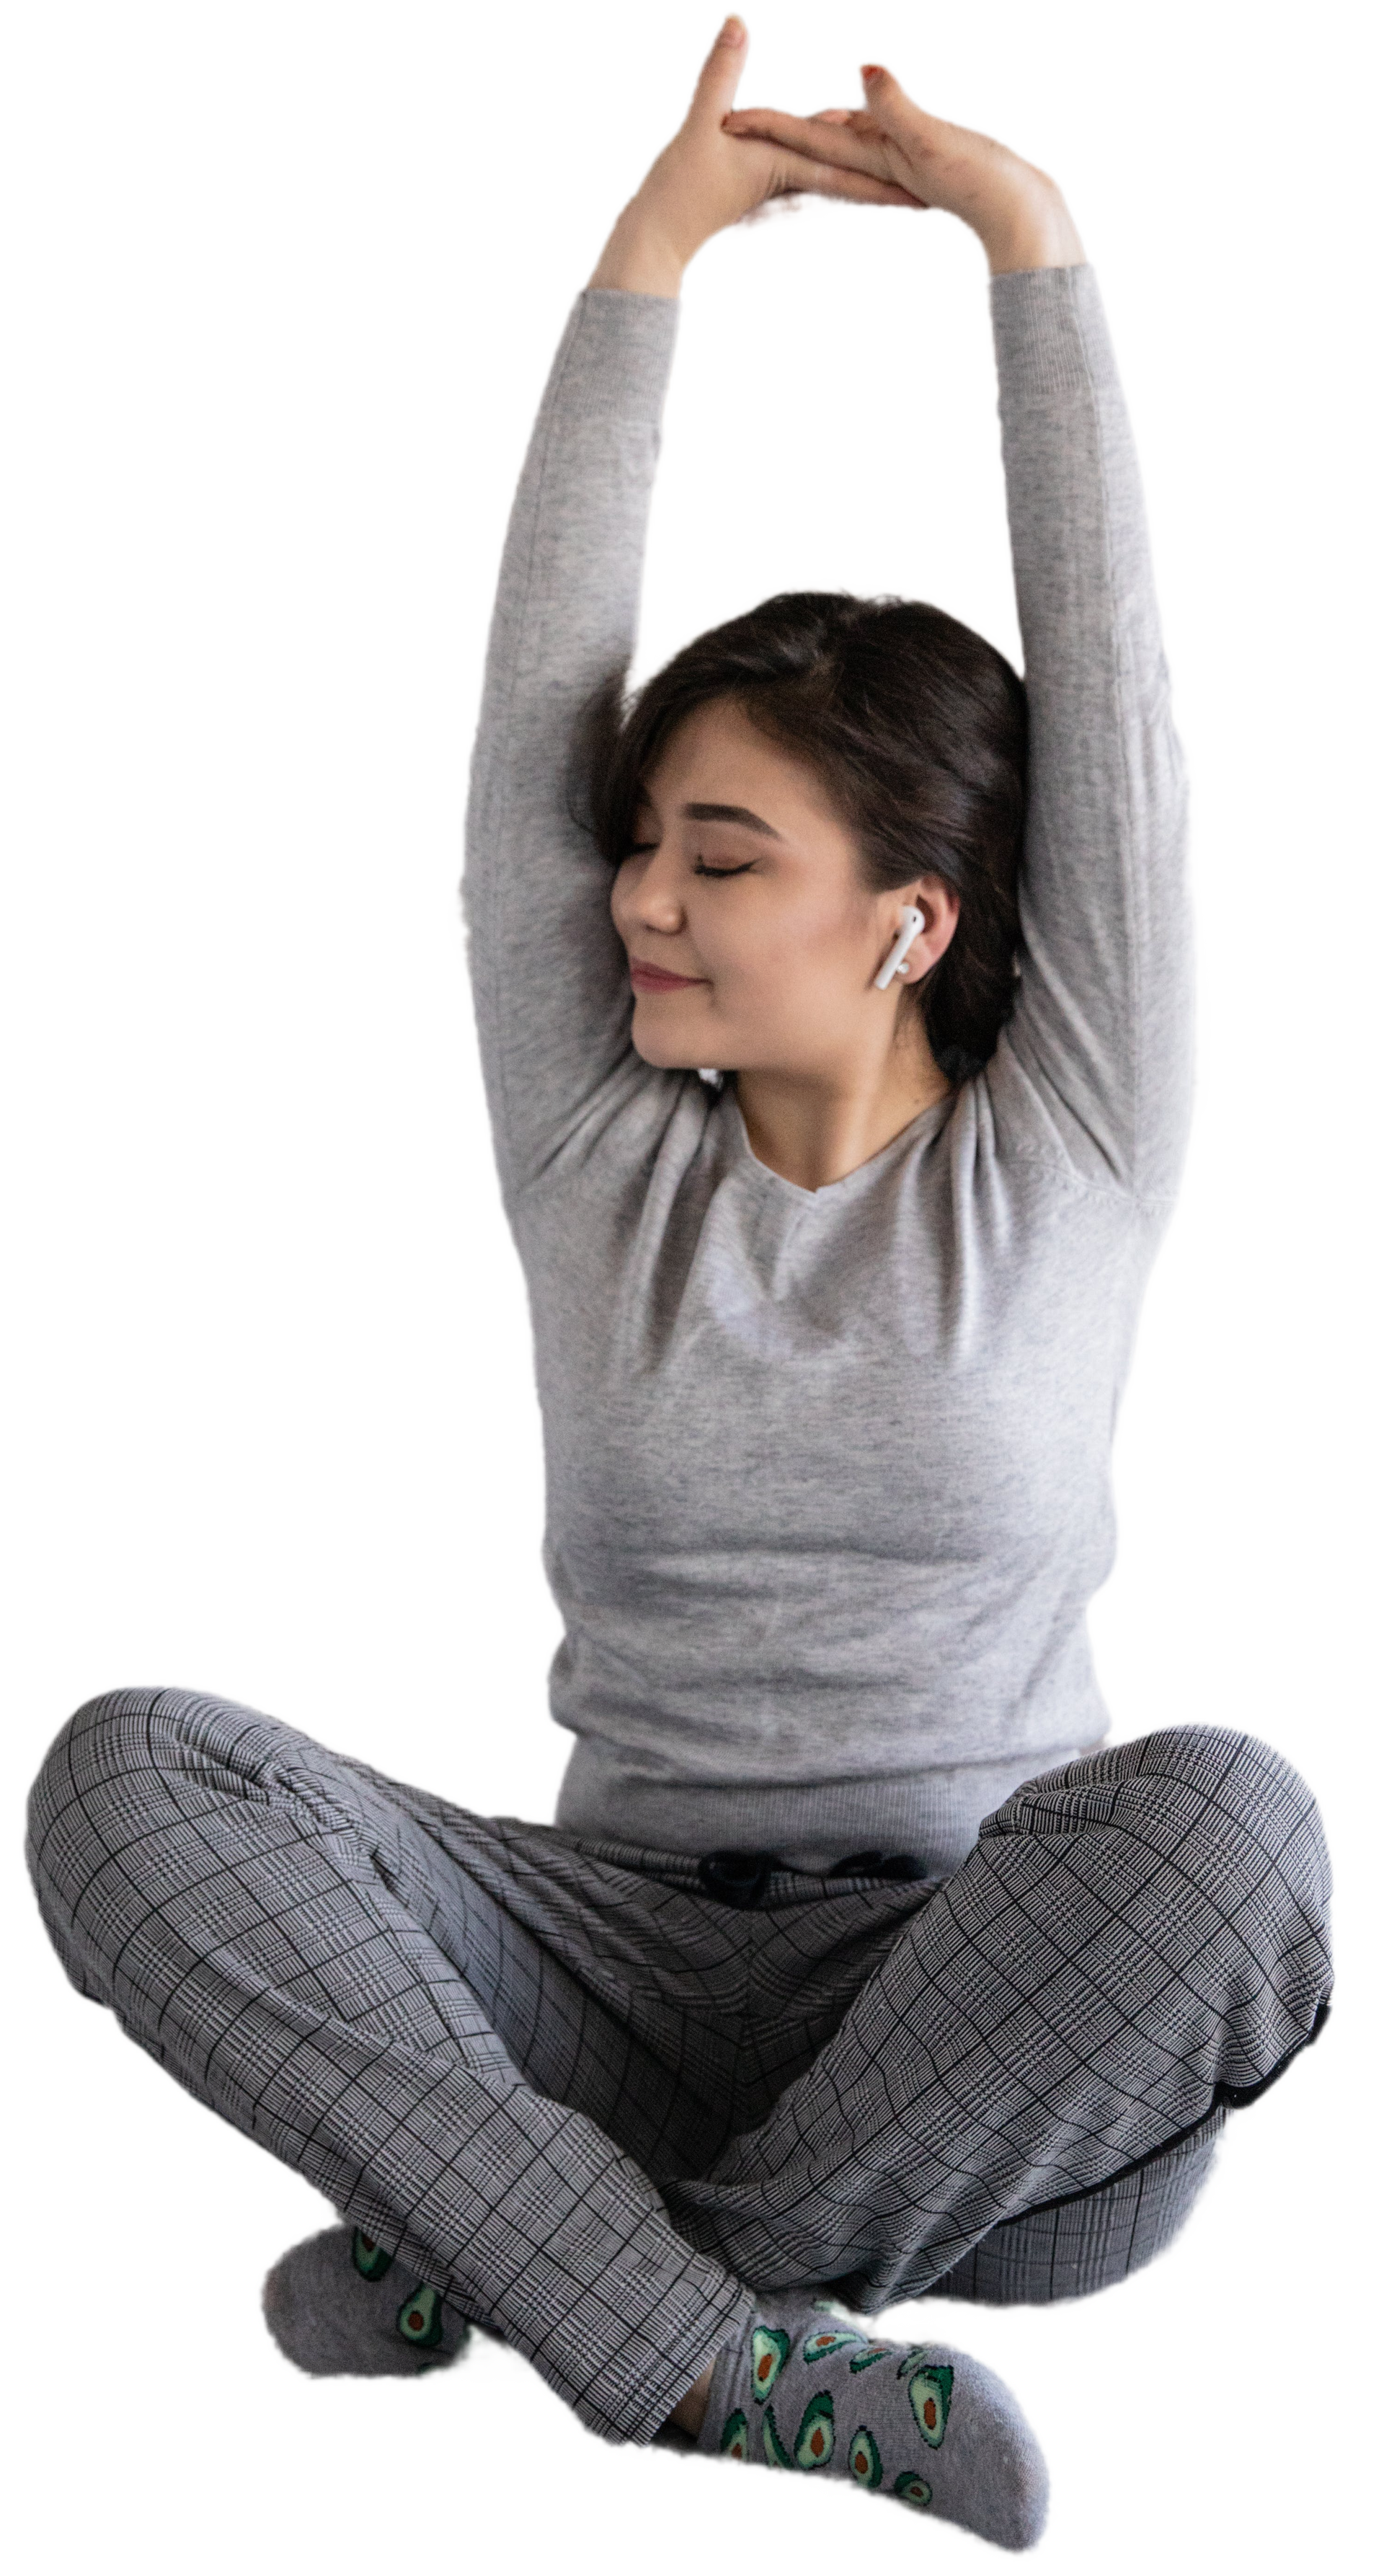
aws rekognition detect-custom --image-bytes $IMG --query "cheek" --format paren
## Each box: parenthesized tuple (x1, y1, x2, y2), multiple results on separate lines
(717, 899, 869, 1004)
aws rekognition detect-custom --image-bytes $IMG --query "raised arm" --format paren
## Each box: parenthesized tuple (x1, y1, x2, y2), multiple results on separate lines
(726, 68, 1191, 1201)
(464, 20, 913, 1207)
(988, 262, 1191, 1200)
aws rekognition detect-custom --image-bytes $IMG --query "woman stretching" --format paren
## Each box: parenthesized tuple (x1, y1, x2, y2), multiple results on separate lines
(27, 22, 1332, 2553)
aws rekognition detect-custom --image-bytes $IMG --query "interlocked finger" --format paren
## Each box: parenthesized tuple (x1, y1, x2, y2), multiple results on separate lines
(724, 105, 897, 181)
(764, 146, 921, 210)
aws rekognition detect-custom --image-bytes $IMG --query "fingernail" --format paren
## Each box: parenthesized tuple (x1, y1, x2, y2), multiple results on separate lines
(722, 14, 745, 38)
(861, 63, 884, 80)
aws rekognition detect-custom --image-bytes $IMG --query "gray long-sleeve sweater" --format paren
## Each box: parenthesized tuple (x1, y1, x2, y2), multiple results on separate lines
(463, 265, 1189, 1876)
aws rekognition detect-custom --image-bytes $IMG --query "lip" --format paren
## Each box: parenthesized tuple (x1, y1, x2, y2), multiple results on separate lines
(629, 959, 710, 995)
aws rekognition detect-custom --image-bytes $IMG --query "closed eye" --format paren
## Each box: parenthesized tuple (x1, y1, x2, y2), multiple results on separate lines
(693, 857, 755, 879)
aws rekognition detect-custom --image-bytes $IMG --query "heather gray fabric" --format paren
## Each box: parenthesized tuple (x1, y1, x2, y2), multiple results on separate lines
(463, 266, 1191, 1875)
(27, 1688, 1331, 2440)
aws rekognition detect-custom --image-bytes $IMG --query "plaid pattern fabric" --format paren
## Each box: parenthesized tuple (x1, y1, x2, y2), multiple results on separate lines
(27, 1689, 1331, 2441)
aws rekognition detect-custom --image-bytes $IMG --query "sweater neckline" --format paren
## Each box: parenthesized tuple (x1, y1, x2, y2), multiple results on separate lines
(722, 1083, 955, 1205)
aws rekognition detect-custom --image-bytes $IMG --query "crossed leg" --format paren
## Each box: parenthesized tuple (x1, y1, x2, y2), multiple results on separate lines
(27, 1688, 1331, 2444)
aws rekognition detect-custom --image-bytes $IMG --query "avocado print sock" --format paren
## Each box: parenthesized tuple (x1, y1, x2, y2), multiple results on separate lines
(262, 2226, 471, 2378)
(696, 2309, 1048, 2551)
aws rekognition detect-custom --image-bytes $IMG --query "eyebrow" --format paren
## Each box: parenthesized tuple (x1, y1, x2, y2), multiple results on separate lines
(680, 801, 784, 839)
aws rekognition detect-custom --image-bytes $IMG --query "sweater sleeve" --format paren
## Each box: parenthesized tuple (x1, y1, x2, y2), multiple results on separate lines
(987, 264, 1192, 1203)
(462, 289, 679, 1207)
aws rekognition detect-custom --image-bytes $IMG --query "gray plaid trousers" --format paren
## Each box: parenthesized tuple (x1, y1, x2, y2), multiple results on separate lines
(27, 1688, 1331, 2441)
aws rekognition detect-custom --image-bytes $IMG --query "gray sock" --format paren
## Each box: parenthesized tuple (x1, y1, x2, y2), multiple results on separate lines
(262, 2226, 471, 2378)
(694, 2308, 1048, 2551)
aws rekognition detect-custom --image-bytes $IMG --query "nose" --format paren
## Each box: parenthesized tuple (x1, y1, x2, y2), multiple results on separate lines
(621, 848, 686, 935)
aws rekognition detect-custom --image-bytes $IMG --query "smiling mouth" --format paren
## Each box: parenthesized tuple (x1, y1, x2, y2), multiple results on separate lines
(629, 960, 709, 994)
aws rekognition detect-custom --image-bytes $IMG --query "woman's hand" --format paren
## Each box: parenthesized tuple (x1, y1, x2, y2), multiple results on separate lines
(589, 19, 920, 299)
(724, 63, 1085, 275)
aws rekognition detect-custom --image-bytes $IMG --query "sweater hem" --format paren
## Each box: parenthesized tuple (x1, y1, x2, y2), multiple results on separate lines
(554, 1740, 1100, 1880)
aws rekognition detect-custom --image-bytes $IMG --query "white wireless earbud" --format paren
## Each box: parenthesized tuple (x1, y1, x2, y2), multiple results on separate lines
(873, 905, 926, 991)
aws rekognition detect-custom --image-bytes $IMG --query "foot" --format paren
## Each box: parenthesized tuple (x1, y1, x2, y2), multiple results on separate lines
(262, 2225, 471, 2378)
(695, 2309, 1048, 2551)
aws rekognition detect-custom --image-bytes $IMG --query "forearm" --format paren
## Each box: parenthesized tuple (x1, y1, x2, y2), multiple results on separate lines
(464, 291, 678, 1197)
(995, 266, 1191, 1195)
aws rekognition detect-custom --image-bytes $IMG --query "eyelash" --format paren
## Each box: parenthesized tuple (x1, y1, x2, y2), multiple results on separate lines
(625, 842, 753, 880)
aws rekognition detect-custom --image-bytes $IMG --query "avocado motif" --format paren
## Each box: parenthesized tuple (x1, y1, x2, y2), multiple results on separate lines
(762, 2404, 794, 2469)
(895, 2345, 931, 2378)
(847, 2427, 882, 2489)
(801, 2328, 863, 2364)
(750, 2325, 791, 2402)
(848, 2343, 893, 2373)
(351, 2229, 393, 2281)
(395, 2283, 444, 2349)
(908, 2362, 954, 2448)
(893, 2471, 933, 2510)
(794, 2390, 835, 2471)
(719, 2409, 750, 2460)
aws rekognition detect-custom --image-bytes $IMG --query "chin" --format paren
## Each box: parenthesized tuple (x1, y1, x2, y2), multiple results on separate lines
(631, 1030, 696, 1070)
(630, 1000, 706, 1071)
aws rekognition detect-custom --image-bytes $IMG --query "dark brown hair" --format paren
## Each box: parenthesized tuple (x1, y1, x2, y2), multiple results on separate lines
(574, 591, 1028, 1077)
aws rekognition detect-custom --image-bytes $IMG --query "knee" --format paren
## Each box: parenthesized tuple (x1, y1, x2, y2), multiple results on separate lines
(31, 1676, 208, 1811)
(26, 1685, 222, 1975)
(22, 1679, 164, 1937)
(1003, 1722, 1332, 2000)
(1117, 1724, 1331, 1930)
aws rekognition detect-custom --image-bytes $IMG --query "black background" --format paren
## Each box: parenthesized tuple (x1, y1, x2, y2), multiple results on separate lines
(21, 14, 1340, 2555)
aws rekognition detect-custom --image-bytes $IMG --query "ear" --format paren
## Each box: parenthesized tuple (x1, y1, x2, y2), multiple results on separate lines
(895, 877, 960, 982)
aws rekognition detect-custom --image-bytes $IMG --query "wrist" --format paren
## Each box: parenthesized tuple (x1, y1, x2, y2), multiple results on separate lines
(588, 200, 687, 299)
(979, 176, 1084, 275)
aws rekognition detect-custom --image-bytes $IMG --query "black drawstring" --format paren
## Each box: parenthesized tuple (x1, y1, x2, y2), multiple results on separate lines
(696, 1847, 931, 1908)
(696, 1851, 778, 1908)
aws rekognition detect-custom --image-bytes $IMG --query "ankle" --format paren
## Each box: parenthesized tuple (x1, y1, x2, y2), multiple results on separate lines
(664, 2355, 717, 2440)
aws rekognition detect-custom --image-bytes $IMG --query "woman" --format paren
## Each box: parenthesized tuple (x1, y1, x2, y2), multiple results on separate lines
(27, 20, 1331, 2553)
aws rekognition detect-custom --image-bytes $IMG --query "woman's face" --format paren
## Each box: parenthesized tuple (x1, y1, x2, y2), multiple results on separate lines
(610, 697, 959, 1083)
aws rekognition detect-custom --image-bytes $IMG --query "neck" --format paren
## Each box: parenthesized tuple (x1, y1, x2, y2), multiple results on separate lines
(735, 1020, 952, 1192)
